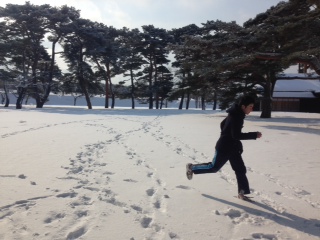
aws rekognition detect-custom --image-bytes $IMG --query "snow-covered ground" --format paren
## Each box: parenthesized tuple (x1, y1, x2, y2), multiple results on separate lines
(1, 103, 320, 240)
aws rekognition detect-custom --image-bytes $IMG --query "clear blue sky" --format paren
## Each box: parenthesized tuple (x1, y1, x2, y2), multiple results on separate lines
(1, 0, 286, 29)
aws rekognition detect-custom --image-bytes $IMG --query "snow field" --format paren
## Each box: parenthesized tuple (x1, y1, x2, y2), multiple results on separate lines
(0, 107, 319, 240)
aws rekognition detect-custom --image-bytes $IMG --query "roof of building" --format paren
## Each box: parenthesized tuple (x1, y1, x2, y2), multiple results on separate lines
(273, 73, 320, 98)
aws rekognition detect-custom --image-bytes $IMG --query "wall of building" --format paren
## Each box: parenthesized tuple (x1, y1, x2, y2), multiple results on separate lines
(272, 97, 320, 113)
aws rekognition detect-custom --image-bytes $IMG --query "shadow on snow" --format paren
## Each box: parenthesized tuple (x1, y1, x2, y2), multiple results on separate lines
(202, 193, 320, 238)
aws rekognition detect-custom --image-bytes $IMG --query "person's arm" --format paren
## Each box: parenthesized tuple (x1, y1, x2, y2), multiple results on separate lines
(231, 116, 259, 140)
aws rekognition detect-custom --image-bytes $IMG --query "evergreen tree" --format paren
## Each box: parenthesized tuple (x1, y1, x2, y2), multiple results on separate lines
(38, 5, 79, 107)
(119, 28, 147, 109)
(86, 23, 121, 108)
(0, 2, 53, 108)
(140, 25, 171, 109)
(0, 3, 76, 108)
(169, 24, 201, 109)
(244, 0, 320, 117)
(155, 65, 174, 108)
(60, 18, 97, 109)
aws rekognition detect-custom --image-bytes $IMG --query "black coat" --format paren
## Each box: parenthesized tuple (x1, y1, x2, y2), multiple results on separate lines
(215, 104, 257, 153)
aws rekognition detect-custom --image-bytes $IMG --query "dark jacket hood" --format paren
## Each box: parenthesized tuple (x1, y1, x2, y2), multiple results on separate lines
(226, 104, 245, 118)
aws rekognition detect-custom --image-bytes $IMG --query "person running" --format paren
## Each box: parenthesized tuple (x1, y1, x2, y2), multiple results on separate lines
(186, 95, 262, 201)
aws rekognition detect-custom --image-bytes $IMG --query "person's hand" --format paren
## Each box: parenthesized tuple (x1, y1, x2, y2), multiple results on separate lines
(257, 132, 262, 138)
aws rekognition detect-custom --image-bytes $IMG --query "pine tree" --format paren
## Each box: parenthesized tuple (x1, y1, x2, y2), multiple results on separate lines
(119, 28, 147, 109)
(140, 25, 172, 109)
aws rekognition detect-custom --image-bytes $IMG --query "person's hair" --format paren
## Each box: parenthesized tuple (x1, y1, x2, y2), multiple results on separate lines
(238, 95, 256, 107)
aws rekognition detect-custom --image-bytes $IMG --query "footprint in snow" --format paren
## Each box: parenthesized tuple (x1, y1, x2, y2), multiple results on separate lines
(146, 188, 155, 196)
(140, 217, 152, 228)
(56, 192, 78, 198)
(18, 174, 27, 179)
(44, 212, 65, 224)
(124, 179, 138, 183)
(66, 226, 87, 240)
(131, 205, 143, 212)
(176, 185, 191, 190)
(251, 233, 278, 240)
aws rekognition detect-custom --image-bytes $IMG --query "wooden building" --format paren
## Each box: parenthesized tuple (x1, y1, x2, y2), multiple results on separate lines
(272, 74, 320, 113)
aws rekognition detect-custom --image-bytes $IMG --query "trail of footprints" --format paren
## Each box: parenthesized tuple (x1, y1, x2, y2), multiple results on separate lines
(144, 116, 320, 239)
(148, 117, 320, 209)
(3, 115, 318, 214)
(246, 167, 320, 209)
(1, 119, 106, 139)
(55, 119, 176, 239)
(2, 115, 319, 239)
(0, 118, 174, 239)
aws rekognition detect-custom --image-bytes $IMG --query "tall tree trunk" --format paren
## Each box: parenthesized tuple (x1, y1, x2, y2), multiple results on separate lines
(31, 43, 44, 109)
(32, 62, 42, 108)
(105, 63, 110, 109)
(38, 40, 59, 108)
(105, 84, 109, 108)
(105, 63, 115, 109)
(155, 93, 159, 109)
(186, 92, 190, 110)
(260, 97, 272, 118)
(130, 68, 135, 109)
(148, 58, 153, 109)
(179, 72, 186, 110)
(16, 87, 26, 109)
(78, 49, 92, 110)
(111, 93, 115, 108)
(195, 96, 199, 109)
(201, 93, 206, 110)
(109, 79, 115, 109)
(17, 53, 28, 109)
(154, 60, 159, 109)
(79, 78, 92, 109)
(260, 71, 273, 118)
(160, 98, 164, 109)
(93, 58, 109, 108)
(213, 91, 217, 110)
(4, 80, 10, 107)
(179, 92, 184, 109)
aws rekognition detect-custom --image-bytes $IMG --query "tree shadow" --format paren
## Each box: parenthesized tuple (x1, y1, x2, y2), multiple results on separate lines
(261, 125, 320, 135)
(247, 115, 320, 125)
(245, 115, 320, 135)
(202, 194, 320, 238)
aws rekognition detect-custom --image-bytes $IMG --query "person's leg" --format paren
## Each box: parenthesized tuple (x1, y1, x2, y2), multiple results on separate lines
(192, 151, 229, 174)
(229, 152, 250, 194)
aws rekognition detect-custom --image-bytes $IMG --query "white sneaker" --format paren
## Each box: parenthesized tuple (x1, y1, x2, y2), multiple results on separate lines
(186, 163, 193, 180)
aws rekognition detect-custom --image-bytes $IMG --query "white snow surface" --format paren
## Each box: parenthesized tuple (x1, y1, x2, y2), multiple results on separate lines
(1, 104, 320, 240)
